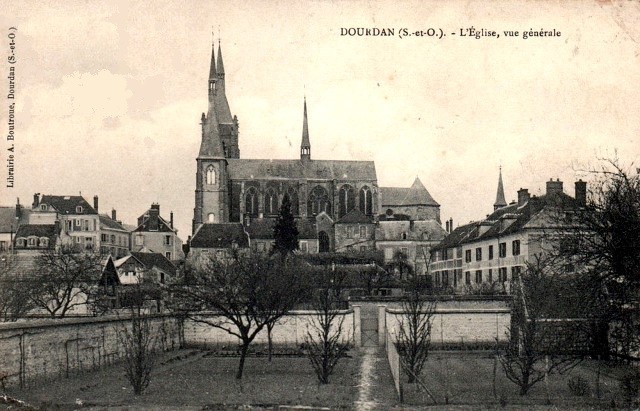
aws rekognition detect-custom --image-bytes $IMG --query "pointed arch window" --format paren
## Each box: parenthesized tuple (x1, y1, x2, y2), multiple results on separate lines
(359, 186, 373, 216)
(207, 213, 215, 223)
(206, 165, 216, 185)
(283, 187, 299, 215)
(245, 187, 259, 217)
(308, 186, 330, 216)
(338, 184, 356, 218)
(264, 188, 278, 215)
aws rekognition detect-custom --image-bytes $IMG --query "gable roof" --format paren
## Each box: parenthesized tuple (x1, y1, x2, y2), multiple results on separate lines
(39, 195, 96, 215)
(381, 177, 439, 207)
(376, 219, 447, 241)
(99, 255, 121, 286)
(130, 252, 177, 275)
(190, 223, 250, 248)
(244, 218, 318, 239)
(227, 159, 377, 181)
(99, 214, 127, 231)
(335, 209, 373, 224)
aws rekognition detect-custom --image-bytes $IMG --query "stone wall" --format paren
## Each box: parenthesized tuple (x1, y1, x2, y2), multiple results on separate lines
(183, 310, 356, 348)
(382, 298, 511, 348)
(0, 314, 183, 388)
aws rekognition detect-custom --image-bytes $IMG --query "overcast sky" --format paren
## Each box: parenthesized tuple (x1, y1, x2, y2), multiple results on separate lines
(2, 0, 639, 238)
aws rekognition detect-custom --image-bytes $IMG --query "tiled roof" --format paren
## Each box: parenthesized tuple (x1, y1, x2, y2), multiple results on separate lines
(227, 159, 377, 181)
(40, 195, 96, 215)
(431, 192, 579, 251)
(130, 251, 177, 275)
(99, 214, 127, 231)
(134, 210, 175, 233)
(0, 207, 17, 233)
(191, 223, 249, 248)
(244, 218, 318, 239)
(381, 177, 439, 207)
(335, 209, 373, 224)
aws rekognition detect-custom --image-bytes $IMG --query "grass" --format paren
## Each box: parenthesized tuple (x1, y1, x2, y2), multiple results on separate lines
(5, 348, 360, 409)
(401, 351, 631, 408)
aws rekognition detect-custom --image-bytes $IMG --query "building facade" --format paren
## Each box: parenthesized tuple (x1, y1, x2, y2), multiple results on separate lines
(429, 174, 587, 293)
(132, 204, 184, 261)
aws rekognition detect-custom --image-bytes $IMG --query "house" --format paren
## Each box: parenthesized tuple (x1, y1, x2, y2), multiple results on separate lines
(243, 217, 319, 254)
(429, 174, 587, 293)
(333, 209, 376, 253)
(188, 223, 250, 264)
(99, 209, 130, 258)
(115, 251, 177, 285)
(131, 204, 184, 261)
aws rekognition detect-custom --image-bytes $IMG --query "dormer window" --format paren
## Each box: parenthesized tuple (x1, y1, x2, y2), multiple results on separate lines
(76, 206, 83, 213)
(16, 238, 25, 247)
(27, 237, 37, 247)
(40, 204, 47, 211)
(40, 238, 49, 248)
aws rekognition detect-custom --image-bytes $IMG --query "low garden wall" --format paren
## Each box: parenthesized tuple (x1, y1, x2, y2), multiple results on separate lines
(0, 314, 183, 389)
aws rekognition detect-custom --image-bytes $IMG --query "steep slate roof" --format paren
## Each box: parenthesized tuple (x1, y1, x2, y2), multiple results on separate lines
(40, 195, 96, 215)
(130, 252, 177, 275)
(214, 44, 233, 124)
(301, 98, 310, 149)
(335, 209, 373, 224)
(494, 168, 507, 209)
(431, 191, 579, 251)
(190, 223, 249, 248)
(0, 207, 17, 232)
(244, 218, 318, 239)
(134, 209, 175, 233)
(380, 177, 439, 207)
(227, 159, 377, 181)
(99, 214, 127, 231)
(99, 255, 121, 286)
(376, 219, 447, 241)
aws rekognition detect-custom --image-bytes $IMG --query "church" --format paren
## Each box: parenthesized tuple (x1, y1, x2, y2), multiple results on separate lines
(190, 43, 444, 260)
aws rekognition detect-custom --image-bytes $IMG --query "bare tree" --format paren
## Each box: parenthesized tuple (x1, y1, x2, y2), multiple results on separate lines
(500, 256, 583, 395)
(0, 254, 33, 321)
(305, 265, 350, 384)
(552, 158, 640, 360)
(30, 246, 103, 318)
(395, 273, 436, 383)
(116, 284, 156, 395)
(169, 253, 306, 379)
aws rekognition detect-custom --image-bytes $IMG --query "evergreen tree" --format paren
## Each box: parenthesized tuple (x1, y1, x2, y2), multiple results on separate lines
(273, 195, 299, 257)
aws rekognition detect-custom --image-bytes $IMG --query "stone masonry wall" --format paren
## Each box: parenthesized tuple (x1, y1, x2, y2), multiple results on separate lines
(0, 314, 183, 389)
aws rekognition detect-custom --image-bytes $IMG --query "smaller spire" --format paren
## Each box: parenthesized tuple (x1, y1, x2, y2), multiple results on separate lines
(208, 42, 216, 80)
(301, 97, 310, 161)
(494, 166, 507, 211)
(216, 42, 225, 75)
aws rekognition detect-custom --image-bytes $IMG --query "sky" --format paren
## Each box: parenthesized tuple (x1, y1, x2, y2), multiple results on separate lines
(1, 0, 639, 239)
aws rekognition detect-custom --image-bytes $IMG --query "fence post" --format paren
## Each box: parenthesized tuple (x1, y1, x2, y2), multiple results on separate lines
(378, 305, 387, 347)
(352, 305, 361, 348)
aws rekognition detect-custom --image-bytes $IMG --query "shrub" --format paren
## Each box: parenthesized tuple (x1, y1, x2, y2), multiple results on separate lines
(619, 370, 640, 408)
(567, 375, 590, 397)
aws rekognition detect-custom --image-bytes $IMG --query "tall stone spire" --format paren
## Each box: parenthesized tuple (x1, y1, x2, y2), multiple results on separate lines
(198, 44, 224, 158)
(208, 42, 217, 81)
(494, 166, 507, 211)
(300, 97, 310, 161)
(214, 42, 233, 124)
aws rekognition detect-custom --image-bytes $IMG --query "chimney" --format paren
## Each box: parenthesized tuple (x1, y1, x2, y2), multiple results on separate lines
(575, 180, 587, 207)
(15, 198, 21, 219)
(517, 188, 530, 206)
(546, 178, 564, 196)
(111, 208, 117, 221)
(445, 220, 450, 233)
(449, 217, 453, 232)
(33, 193, 40, 208)
(149, 203, 159, 231)
(93, 195, 99, 212)
(170, 211, 174, 229)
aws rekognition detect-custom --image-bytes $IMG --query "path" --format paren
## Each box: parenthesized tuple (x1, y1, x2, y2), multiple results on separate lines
(354, 347, 399, 410)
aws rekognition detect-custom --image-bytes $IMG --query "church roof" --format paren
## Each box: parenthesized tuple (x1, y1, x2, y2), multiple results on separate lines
(191, 223, 249, 248)
(380, 177, 439, 207)
(227, 159, 377, 181)
(494, 168, 507, 208)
